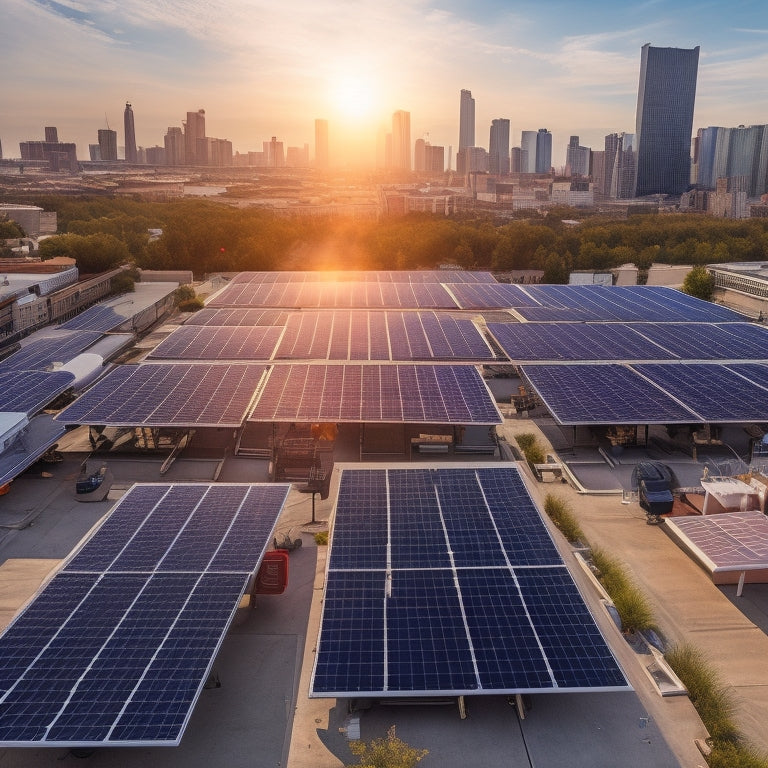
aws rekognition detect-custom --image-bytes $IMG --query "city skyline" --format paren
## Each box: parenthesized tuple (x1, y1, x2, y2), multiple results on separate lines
(3, 0, 768, 167)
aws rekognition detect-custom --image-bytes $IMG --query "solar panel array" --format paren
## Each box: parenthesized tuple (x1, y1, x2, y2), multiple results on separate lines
(208, 280, 459, 309)
(274, 311, 494, 361)
(489, 321, 768, 362)
(0, 482, 290, 747)
(311, 466, 629, 697)
(225, 270, 496, 285)
(147, 325, 284, 361)
(184, 308, 289, 327)
(0, 370, 75, 414)
(249, 364, 502, 424)
(58, 305, 126, 333)
(56, 363, 268, 427)
(0, 331, 102, 372)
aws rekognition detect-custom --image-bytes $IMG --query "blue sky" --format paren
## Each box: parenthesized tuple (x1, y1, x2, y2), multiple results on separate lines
(3, 0, 767, 167)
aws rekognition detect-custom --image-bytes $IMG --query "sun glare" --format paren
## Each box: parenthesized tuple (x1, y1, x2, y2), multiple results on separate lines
(331, 75, 376, 121)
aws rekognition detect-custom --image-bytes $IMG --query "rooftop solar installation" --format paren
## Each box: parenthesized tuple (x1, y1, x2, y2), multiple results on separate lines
(521, 364, 701, 425)
(208, 280, 460, 309)
(147, 325, 284, 361)
(224, 270, 496, 284)
(630, 322, 768, 360)
(487, 322, 675, 362)
(446, 282, 543, 309)
(665, 511, 768, 575)
(184, 308, 289, 327)
(633, 364, 768, 422)
(0, 482, 289, 747)
(56, 363, 268, 427)
(0, 415, 66, 487)
(58, 304, 126, 333)
(0, 331, 103, 372)
(273, 311, 494, 361)
(310, 466, 629, 697)
(0, 369, 75, 414)
(249, 364, 502, 424)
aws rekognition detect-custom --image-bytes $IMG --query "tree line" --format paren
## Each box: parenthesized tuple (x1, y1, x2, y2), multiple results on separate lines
(7, 195, 768, 281)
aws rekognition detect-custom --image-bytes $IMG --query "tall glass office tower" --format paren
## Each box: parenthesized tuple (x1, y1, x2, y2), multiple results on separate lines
(124, 102, 137, 164)
(459, 90, 475, 151)
(633, 44, 699, 197)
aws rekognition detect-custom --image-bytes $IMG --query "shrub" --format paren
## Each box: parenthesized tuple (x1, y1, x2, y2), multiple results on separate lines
(543, 494, 584, 543)
(347, 725, 427, 768)
(178, 297, 204, 312)
(314, 531, 328, 546)
(515, 432, 545, 467)
(589, 545, 656, 633)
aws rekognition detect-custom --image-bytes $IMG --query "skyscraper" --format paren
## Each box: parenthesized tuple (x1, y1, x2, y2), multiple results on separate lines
(520, 131, 537, 173)
(565, 136, 590, 177)
(314, 119, 329, 169)
(184, 109, 206, 165)
(164, 127, 185, 166)
(489, 119, 510, 175)
(414, 138, 426, 172)
(392, 110, 411, 171)
(535, 129, 552, 173)
(633, 44, 699, 197)
(45, 127, 58, 143)
(459, 90, 475, 151)
(124, 102, 137, 164)
(97, 128, 118, 162)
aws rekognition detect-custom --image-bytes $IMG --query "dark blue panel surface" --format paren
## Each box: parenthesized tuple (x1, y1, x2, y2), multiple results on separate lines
(458, 569, 553, 689)
(311, 570, 386, 694)
(522, 364, 700, 424)
(0, 370, 75, 414)
(516, 568, 628, 689)
(386, 569, 478, 692)
(329, 470, 388, 570)
(148, 325, 282, 361)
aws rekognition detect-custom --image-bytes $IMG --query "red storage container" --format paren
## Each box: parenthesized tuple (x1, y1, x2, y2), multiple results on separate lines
(253, 550, 289, 595)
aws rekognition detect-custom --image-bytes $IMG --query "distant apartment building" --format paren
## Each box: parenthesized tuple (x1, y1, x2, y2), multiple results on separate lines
(98, 128, 118, 162)
(535, 129, 552, 174)
(286, 144, 310, 167)
(164, 127, 185, 166)
(694, 124, 768, 197)
(458, 89, 475, 152)
(424, 144, 445, 173)
(184, 109, 206, 165)
(565, 135, 590, 177)
(315, 119, 329, 169)
(144, 146, 166, 165)
(392, 111, 411, 171)
(603, 133, 637, 199)
(489, 119, 510, 175)
(520, 131, 538, 173)
(265, 137, 285, 168)
(19, 127, 78, 172)
(88, 144, 101, 162)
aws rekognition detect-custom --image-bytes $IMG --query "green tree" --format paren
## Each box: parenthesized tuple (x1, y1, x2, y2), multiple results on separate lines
(681, 266, 715, 301)
(347, 726, 428, 768)
(39, 233, 130, 273)
(0, 219, 25, 238)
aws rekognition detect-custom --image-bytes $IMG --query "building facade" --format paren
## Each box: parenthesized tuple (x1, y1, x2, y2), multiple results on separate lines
(459, 89, 475, 151)
(535, 129, 552, 174)
(184, 109, 206, 165)
(634, 44, 699, 197)
(489, 119, 510, 175)
(392, 110, 411, 171)
(124, 102, 137, 163)
(97, 129, 118, 162)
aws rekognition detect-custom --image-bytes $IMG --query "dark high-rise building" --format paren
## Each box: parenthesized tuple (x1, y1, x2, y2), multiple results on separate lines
(424, 144, 445, 173)
(20, 127, 78, 172)
(164, 127, 185, 166)
(634, 44, 699, 197)
(459, 89, 475, 151)
(535, 128, 552, 173)
(566, 135, 590, 177)
(489, 119, 510, 175)
(98, 128, 118, 162)
(45, 127, 58, 143)
(124, 102, 137, 164)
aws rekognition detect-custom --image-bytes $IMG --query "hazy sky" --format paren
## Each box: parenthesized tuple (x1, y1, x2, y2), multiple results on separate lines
(3, 0, 768, 168)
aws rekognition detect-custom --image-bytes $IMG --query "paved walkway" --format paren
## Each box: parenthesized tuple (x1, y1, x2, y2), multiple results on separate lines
(498, 417, 768, 756)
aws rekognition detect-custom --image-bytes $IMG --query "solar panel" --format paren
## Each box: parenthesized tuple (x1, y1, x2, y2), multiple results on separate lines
(447, 282, 543, 309)
(0, 331, 102, 372)
(0, 482, 289, 747)
(249, 364, 502, 424)
(147, 325, 283, 361)
(633, 363, 768, 422)
(487, 323, 675, 362)
(311, 466, 629, 697)
(56, 363, 269, 427)
(58, 304, 126, 333)
(630, 322, 768, 360)
(521, 364, 700, 425)
(0, 415, 67, 486)
(0, 370, 75, 414)
(184, 308, 289, 326)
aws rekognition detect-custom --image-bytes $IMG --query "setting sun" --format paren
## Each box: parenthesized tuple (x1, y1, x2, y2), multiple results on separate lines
(331, 74, 377, 121)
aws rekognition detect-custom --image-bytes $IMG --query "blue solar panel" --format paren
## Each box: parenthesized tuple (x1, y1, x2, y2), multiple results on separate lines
(631, 322, 768, 360)
(249, 364, 502, 424)
(0, 370, 75, 414)
(0, 331, 102, 372)
(184, 308, 289, 326)
(521, 364, 700, 425)
(58, 305, 126, 333)
(56, 363, 269, 427)
(311, 467, 629, 697)
(633, 364, 768, 422)
(147, 325, 283, 361)
(0, 482, 289, 746)
(487, 323, 674, 362)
